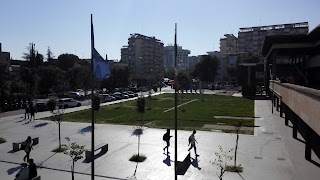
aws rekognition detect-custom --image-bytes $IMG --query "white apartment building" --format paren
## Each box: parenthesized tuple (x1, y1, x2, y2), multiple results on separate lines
(163, 45, 190, 71)
(121, 33, 164, 86)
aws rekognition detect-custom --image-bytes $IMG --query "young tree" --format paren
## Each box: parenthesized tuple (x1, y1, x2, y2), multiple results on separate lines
(47, 98, 64, 148)
(212, 145, 234, 180)
(62, 137, 85, 180)
(233, 121, 243, 170)
(136, 96, 146, 127)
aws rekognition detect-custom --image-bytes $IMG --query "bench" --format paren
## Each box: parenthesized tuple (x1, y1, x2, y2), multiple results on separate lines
(176, 151, 191, 175)
(13, 137, 39, 152)
(85, 143, 108, 161)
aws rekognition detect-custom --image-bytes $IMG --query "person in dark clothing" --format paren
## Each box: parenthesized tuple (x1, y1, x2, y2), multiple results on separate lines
(23, 136, 33, 162)
(29, 105, 35, 121)
(24, 105, 30, 120)
(163, 129, 172, 155)
(28, 159, 37, 180)
(188, 130, 199, 157)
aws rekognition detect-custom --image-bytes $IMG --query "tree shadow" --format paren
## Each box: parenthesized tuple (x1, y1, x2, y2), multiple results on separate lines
(191, 157, 201, 170)
(7, 163, 27, 175)
(237, 172, 246, 180)
(37, 153, 57, 168)
(131, 128, 143, 137)
(33, 122, 49, 128)
(163, 155, 172, 166)
(77, 126, 92, 135)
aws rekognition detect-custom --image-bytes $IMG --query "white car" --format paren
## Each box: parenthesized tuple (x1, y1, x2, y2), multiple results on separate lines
(58, 98, 81, 109)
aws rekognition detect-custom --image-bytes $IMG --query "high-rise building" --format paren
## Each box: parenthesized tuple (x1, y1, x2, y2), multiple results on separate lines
(238, 22, 309, 55)
(0, 43, 10, 65)
(219, 34, 237, 58)
(163, 45, 190, 71)
(187, 56, 198, 70)
(122, 33, 164, 86)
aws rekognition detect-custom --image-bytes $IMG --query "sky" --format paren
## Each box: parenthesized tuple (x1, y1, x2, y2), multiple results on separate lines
(1, 0, 319, 60)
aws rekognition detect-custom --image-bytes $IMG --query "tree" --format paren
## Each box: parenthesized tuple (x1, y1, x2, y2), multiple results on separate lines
(47, 98, 64, 148)
(0, 62, 11, 111)
(62, 137, 85, 180)
(57, 53, 80, 71)
(38, 65, 65, 94)
(212, 145, 234, 180)
(22, 43, 36, 68)
(233, 121, 244, 172)
(137, 97, 146, 127)
(191, 55, 220, 82)
(240, 53, 260, 63)
(46, 46, 55, 63)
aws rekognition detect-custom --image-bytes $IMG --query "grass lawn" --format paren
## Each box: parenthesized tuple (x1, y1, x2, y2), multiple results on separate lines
(63, 93, 254, 132)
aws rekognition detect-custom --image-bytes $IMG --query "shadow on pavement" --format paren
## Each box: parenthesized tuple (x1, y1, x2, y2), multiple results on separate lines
(131, 128, 143, 136)
(78, 126, 92, 135)
(191, 157, 201, 170)
(7, 165, 22, 175)
(33, 122, 49, 128)
(163, 155, 172, 166)
(22, 121, 31, 125)
(37, 153, 57, 168)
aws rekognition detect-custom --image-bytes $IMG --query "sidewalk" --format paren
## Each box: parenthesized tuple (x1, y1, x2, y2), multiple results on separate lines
(0, 98, 319, 179)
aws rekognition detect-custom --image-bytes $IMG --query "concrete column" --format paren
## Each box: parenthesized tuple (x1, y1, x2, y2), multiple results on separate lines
(284, 104, 289, 126)
(292, 112, 298, 139)
(305, 128, 312, 160)
(280, 101, 283, 118)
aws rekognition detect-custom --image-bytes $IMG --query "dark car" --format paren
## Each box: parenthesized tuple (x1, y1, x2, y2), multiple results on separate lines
(35, 102, 49, 112)
(122, 92, 135, 98)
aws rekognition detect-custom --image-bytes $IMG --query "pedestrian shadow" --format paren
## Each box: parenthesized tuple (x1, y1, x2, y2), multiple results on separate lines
(163, 155, 172, 166)
(16, 119, 26, 123)
(7, 163, 27, 175)
(7, 150, 16, 153)
(22, 121, 30, 125)
(77, 126, 92, 135)
(191, 157, 201, 170)
(33, 122, 49, 128)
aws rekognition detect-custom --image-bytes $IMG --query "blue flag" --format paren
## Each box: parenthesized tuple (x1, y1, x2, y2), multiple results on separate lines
(93, 48, 110, 79)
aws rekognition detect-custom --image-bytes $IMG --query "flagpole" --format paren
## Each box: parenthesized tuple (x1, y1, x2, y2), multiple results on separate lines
(90, 14, 95, 180)
(174, 23, 178, 180)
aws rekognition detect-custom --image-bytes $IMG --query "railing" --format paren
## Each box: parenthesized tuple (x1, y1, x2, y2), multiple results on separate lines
(269, 80, 320, 136)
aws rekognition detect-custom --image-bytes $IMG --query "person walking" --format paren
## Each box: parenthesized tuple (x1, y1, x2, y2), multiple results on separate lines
(23, 136, 33, 162)
(163, 129, 172, 155)
(24, 105, 30, 120)
(29, 105, 35, 121)
(188, 130, 199, 157)
(28, 159, 37, 180)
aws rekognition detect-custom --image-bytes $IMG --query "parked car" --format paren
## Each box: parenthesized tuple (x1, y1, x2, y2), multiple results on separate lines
(58, 98, 81, 109)
(68, 92, 82, 99)
(127, 91, 138, 97)
(100, 94, 116, 102)
(35, 102, 48, 112)
(122, 92, 135, 98)
(113, 92, 129, 99)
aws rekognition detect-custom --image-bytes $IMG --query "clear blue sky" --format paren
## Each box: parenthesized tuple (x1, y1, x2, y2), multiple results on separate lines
(1, 0, 319, 60)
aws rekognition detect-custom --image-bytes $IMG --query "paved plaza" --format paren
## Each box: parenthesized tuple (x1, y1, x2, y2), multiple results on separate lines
(0, 94, 320, 179)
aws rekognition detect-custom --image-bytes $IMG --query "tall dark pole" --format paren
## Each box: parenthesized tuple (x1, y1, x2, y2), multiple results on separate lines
(174, 23, 178, 180)
(90, 14, 95, 180)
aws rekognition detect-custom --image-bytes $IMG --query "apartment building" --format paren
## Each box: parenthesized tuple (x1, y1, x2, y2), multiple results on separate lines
(163, 45, 190, 71)
(122, 33, 164, 86)
(238, 22, 309, 56)
(0, 43, 10, 65)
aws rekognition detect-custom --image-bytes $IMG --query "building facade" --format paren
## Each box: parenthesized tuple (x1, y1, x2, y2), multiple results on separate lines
(238, 22, 309, 56)
(163, 45, 190, 71)
(0, 43, 10, 65)
(122, 33, 164, 86)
